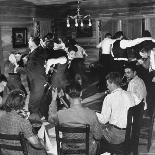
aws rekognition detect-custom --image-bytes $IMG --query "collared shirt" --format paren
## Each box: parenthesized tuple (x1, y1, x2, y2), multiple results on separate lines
(96, 88, 137, 128)
(97, 38, 115, 54)
(48, 102, 102, 155)
(127, 75, 147, 109)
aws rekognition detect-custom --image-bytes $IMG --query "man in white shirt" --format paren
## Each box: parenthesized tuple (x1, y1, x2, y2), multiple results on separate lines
(124, 63, 147, 109)
(96, 72, 139, 144)
(96, 33, 115, 91)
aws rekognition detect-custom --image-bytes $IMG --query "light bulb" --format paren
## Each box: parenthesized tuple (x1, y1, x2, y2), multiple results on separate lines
(67, 18, 70, 27)
(80, 21, 84, 27)
(88, 19, 92, 26)
(75, 19, 78, 27)
(67, 23, 70, 27)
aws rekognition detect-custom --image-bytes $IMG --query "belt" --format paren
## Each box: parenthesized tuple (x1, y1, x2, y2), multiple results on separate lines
(110, 124, 126, 130)
(114, 58, 128, 61)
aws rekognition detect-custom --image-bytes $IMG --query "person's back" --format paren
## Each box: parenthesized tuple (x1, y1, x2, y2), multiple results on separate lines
(0, 111, 31, 155)
(0, 89, 46, 155)
(96, 72, 139, 144)
(58, 105, 101, 155)
(48, 82, 102, 155)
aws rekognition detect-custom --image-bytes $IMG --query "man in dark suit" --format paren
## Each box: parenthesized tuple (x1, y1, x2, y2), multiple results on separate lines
(26, 36, 48, 116)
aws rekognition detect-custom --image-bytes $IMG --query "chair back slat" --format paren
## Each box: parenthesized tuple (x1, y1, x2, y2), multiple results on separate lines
(0, 144, 23, 151)
(0, 132, 28, 155)
(55, 124, 90, 155)
(60, 148, 87, 154)
(125, 99, 144, 154)
(58, 126, 89, 133)
(60, 138, 86, 143)
(0, 133, 21, 140)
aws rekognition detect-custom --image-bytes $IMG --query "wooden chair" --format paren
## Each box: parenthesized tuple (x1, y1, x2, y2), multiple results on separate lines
(140, 109, 155, 152)
(55, 124, 90, 155)
(99, 100, 145, 155)
(0, 132, 28, 155)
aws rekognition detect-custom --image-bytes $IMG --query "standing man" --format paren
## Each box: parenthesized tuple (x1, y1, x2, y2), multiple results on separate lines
(26, 36, 47, 116)
(124, 63, 147, 109)
(96, 33, 115, 91)
(112, 31, 155, 76)
(96, 72, 139, 144)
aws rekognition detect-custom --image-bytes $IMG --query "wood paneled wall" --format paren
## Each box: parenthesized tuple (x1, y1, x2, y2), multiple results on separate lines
(0, 3, 36, 72)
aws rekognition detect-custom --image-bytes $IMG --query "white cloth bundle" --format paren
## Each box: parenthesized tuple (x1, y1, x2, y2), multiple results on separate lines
(45, 57, 67, 74)
(38, 122, 57, 154)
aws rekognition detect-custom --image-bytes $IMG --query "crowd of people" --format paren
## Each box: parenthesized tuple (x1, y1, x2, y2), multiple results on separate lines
(0, 30, 155, 155)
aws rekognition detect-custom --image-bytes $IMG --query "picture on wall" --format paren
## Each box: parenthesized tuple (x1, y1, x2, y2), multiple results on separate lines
(12, 28, 28, 48)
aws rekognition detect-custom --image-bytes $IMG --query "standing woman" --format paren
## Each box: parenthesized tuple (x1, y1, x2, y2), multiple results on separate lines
(26, 36, 47, 115)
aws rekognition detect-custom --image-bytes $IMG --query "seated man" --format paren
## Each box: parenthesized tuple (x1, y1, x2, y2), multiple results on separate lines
(96, 72, 139, 144)
(0, 89, 47, 155)
(48, 82, 102, 155)
(124, 63, 147, 109)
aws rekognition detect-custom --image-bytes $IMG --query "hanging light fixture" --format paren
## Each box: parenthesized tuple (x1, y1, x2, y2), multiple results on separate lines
(66, 0, 92, 28)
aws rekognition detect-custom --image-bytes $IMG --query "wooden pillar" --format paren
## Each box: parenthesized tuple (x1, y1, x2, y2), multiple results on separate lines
(118, 19, 122, 31)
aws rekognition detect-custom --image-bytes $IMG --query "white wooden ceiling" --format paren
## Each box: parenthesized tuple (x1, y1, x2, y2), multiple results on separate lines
(0, 0, 155, 8)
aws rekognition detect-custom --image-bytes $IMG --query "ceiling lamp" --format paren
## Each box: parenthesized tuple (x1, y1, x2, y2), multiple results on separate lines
(66, 0, 92, 28)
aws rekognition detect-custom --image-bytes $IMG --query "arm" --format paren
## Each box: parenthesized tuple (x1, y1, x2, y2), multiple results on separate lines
(136, 58, 150, 69)
(96, 42, 102, 48)
(21, 119, 45, 149)
(96, 96, 111, 124)
(92, 114, 102, 141)
(120, 37, 154, 49)
(27, 135, 45, 149)
(48, 88, 59, 124)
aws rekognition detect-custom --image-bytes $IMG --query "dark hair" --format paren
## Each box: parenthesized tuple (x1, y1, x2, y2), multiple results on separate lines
(65, 82, 82, 98)
(43, 33, 54, 41)
(68, 45, 78, 52)
(2, 89, 26, 112)
(31, 36, 40, 46)
(67, 38, 77, 47)
(105, 33, 112, 38)
(124, 63, 136, 72)
(105, 72, 122, 86)
(0, 74, 7, 83)
(113, 31, 124, 39)
(142, 30, 151, 37)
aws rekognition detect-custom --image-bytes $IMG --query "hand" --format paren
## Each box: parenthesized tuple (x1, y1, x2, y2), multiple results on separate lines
(137, 59, 144, 65)
(52, 88, 58, 101)
(58, 89, 64, 98)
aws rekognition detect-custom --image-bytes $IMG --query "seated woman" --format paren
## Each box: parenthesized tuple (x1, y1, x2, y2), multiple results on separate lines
(0, 89, 47, 155)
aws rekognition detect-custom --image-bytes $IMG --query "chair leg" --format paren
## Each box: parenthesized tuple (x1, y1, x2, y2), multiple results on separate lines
(147, 126, 153, 152)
